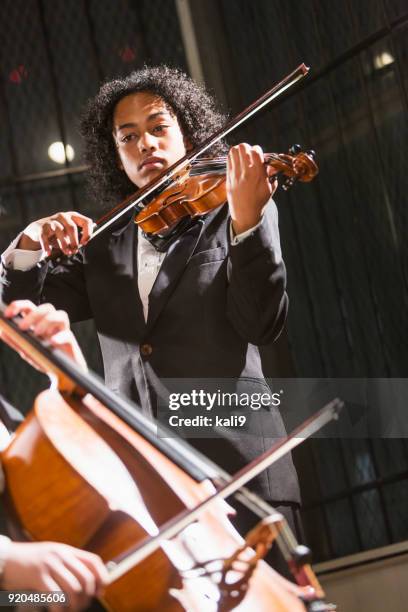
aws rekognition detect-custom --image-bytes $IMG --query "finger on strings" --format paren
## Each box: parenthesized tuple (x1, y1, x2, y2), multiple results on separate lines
(16, 303, 56, 332)
(4, 300, 37, 319)
(32, 310, 69, 339)
(251, 144, 264, 165)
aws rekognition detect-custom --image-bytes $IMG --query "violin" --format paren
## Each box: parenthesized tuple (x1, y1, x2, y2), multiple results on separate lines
(134, 146, 317, 239)
(0, 308, 340, 611)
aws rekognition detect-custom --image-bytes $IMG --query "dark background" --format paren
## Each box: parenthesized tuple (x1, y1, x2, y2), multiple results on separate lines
(0, 0, 407, 562)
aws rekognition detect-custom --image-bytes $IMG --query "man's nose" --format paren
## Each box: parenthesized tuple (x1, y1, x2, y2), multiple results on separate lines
(139, 132, 156, 152)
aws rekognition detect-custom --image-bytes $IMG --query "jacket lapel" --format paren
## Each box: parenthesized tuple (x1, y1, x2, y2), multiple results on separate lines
(109, 212, 146, 339)
(145, 219, 205, 333)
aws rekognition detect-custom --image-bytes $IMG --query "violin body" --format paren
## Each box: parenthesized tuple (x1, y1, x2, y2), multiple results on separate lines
(136, 168, 227, 235)
(2, 388, 307, 611)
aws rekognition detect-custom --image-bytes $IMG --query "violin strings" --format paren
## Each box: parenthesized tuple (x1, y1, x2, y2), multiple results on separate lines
(190, 153, 288, 176)
(192, 153, 282, 162)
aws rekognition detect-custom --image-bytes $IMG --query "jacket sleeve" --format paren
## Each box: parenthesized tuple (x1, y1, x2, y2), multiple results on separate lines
(1, 253, 92, 323)
(226, 200, 289, 345)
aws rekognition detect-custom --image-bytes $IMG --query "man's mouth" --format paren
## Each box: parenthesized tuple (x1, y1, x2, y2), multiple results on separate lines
(140, 156, 165, 170)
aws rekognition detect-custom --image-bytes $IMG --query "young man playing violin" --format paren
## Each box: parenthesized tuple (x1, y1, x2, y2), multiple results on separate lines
(1, 66, 300, 546)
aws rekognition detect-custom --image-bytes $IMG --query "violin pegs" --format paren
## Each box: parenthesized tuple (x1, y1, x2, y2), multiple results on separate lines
(271, 170, 283, 184)
(282, 176, 298, 191)
(289, 144, 302, 155)
(306, 149, 316, 159)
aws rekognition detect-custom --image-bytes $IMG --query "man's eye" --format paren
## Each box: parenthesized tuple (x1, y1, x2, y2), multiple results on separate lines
(153, 125, 167, 133)
(121, 134, 136, 143)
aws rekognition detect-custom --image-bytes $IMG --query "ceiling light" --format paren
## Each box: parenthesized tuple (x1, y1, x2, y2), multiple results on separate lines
(48, 141, 75, 164)
(373, 52, 394, 70)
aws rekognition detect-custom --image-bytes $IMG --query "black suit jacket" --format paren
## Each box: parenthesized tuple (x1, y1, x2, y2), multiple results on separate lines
(1, 203, 300, 503)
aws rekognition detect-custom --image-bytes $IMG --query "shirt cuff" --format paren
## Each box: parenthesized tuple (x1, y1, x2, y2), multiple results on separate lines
(1, 233, 45, 271)
(229, 216, 264, 245)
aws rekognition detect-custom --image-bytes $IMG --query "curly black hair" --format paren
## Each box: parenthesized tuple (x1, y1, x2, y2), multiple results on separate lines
(79, 65, 228, 207)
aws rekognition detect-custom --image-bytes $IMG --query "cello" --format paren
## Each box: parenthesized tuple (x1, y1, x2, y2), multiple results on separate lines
(0, 305, 339, 611)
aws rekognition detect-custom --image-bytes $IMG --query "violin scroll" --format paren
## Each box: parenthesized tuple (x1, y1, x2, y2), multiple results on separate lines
(266, 145, 319, 191)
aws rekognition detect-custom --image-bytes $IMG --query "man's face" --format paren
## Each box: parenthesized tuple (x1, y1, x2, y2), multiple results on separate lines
(112, 91, 188, 189)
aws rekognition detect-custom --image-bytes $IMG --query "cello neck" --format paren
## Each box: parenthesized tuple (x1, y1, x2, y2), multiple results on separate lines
(0, 309, 212, 481)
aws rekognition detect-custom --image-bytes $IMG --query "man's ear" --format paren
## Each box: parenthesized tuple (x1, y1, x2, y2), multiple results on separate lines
(184, 138, 193, 152)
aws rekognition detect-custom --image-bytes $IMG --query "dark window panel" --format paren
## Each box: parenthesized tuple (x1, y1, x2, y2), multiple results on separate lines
(341, 439, 376, 486)
(19, 177, 75, 223)
(332, 57, 406, 376)
(363, 36, 408, 281)
(311, 439, 349, 498)
(325, 497, 360, 558)
(302, 79, 383, 375)
(0, 187, 25, 249)
(88, 0, 149, 79)
(219, 0, 296, 108)
(138, 0, 188, 69)
(372, 439, 408, 479)
(383, 479, 408, 542)
(353, 489, 389, 549)
(313, 1, 358, 60)
(0, 88, 14, 179)
(300, 504, 333, 562)
(293, 441, 322, 506)
(272, 95, 353, 376)
(384, 2, 408, 21)
(346, 0, 385, 40)
(42, 0, 101, 165)
(1, 0, 62, 175)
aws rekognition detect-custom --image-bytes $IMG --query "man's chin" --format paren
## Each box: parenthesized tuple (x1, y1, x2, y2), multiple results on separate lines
(137, 166, 168, 187)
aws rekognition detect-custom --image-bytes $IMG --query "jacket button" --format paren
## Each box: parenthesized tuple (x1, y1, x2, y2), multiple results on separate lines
(141, 343, 153, 356)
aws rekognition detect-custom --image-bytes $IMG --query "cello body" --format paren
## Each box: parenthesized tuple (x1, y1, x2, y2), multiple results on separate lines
(2, 388, 307, 611)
